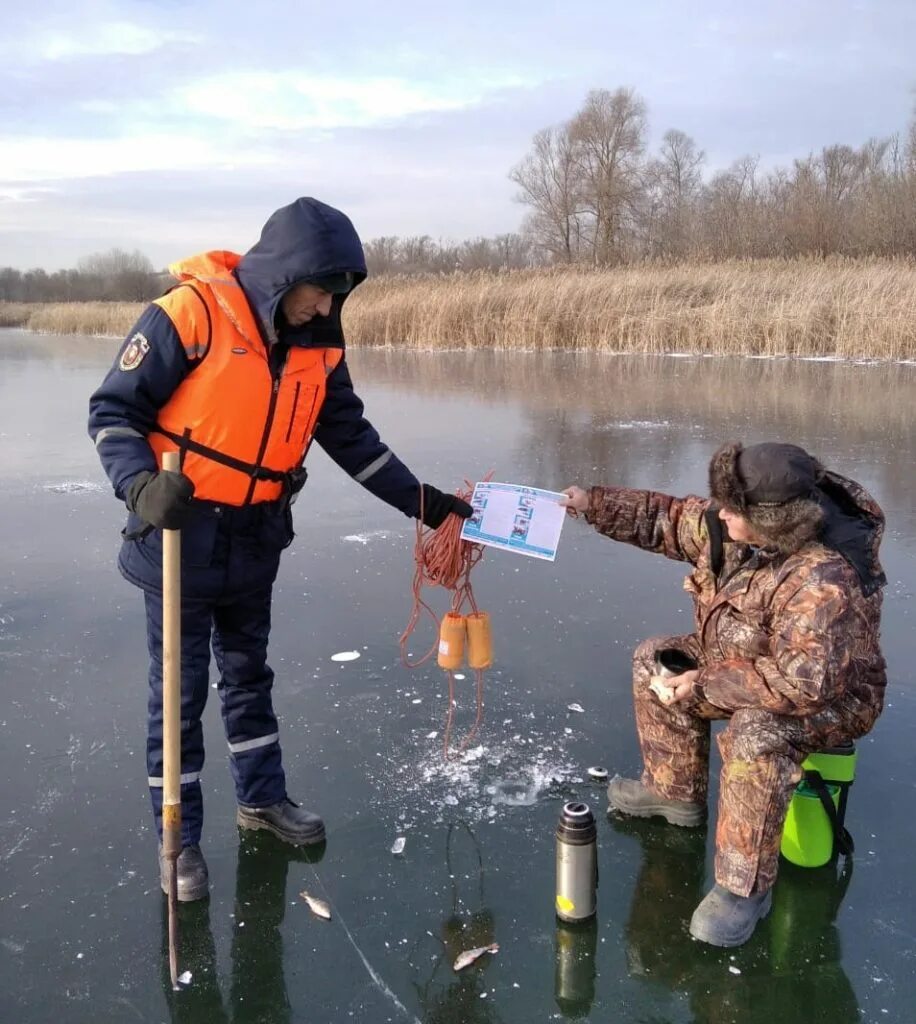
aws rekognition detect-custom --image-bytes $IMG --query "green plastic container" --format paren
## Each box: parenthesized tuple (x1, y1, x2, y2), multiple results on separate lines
(781, 780, 840, 867)
(780, 744, 857, 868)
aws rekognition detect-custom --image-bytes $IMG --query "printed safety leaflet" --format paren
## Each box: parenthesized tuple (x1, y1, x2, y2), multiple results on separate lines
(460, 481, 567, 561)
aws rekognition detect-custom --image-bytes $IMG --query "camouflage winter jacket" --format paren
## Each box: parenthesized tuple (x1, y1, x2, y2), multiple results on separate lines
(584, 473, 887, 719)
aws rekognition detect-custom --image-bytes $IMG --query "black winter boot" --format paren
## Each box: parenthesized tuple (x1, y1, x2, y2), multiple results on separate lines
(237, 797, 326, 846)
(689, 883, 773, 947)
(159, 843, 209, 902)
(607, 776, 706, 827)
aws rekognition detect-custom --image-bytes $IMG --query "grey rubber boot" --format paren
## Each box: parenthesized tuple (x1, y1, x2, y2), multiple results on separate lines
(607, 776, 706, 827)
(237, 797, 326, 846)
(159, 843, 209, 902)
(689, 883, 773, 947)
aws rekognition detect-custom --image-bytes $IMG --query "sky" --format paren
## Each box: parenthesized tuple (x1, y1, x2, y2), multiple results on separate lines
(1, 0, 914, 271)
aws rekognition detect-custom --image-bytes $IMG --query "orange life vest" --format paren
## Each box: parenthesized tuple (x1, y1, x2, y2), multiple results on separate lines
(148, 251, 341, 506)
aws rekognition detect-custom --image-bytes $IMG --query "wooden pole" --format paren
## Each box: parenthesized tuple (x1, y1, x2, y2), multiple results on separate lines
(161, 450, 182, 990)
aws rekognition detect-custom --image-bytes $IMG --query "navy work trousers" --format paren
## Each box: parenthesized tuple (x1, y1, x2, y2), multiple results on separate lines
(121, 499, 294, 846)
(144, 586, 285, 845)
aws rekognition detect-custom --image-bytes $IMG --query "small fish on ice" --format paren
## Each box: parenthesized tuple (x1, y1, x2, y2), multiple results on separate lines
(453, 942, 499, 972)
(299, 891, 332, 920)
(567, 703, 585, 714)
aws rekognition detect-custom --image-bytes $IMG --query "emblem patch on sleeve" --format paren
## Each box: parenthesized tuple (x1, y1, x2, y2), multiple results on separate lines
(119, 332, 150, 371)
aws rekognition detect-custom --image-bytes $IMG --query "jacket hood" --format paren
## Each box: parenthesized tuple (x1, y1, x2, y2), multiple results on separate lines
(816, 471, 887, 596)
(235, 198, 368, 346)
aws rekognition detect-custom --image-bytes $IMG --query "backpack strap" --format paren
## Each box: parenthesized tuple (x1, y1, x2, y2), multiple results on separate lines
(805, 769, 854, 858)
(705, 507, 725, 578)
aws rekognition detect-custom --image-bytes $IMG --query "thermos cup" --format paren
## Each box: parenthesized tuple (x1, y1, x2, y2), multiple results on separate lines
(653, 648, 698, 677)
(650, 649, 699, 704)
(555, 802, 598, 922)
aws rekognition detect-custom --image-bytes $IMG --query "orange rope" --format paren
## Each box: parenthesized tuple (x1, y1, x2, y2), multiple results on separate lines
(399, 478, 489, 758)
(443, 668, 485, 758)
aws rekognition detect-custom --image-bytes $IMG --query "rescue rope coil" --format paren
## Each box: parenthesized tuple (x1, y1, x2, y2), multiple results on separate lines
(399, 478, 493, 759)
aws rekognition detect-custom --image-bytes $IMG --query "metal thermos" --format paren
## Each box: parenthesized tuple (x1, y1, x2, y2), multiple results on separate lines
(555, 802, 598, 922)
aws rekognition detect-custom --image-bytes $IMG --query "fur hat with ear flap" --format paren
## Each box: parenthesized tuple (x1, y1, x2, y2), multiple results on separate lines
(708, 441, 827, 555)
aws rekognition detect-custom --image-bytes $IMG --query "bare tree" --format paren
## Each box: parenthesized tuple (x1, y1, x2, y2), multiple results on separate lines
(646, 129, 705, 257)
(363, 236, 401, 275)
(700, 156, 764, 258)
(510, 123, 584, 263)
(77, 248, 158, 300)
(568, 88, 648, 264)
(491, 233, 534, 269)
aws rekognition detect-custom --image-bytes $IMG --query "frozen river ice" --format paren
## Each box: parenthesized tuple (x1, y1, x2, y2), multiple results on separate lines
(1, 330, 914, 1022)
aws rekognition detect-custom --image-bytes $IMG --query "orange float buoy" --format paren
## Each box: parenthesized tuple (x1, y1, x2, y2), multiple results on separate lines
(466, 611, 492, 670)
(437, 612, 467, 670)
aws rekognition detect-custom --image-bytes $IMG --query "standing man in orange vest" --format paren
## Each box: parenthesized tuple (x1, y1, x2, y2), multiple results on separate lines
(88, 198, 472, 901)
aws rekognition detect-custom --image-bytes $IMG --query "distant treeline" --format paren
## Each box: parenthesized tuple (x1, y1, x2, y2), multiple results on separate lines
(511, 87, 916, 265)
(3, 85, 916, 302)
(0, 248, 167, 304)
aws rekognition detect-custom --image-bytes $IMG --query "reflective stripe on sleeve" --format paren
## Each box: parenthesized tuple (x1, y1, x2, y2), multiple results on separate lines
(227, 732, 279, 754)
(354, 450, 392, 483)
(95, 426, 145, 447)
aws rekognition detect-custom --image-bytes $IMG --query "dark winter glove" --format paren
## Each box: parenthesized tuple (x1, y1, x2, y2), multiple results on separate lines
(419, 483, 473, 530)
(126, 469, 195, 530)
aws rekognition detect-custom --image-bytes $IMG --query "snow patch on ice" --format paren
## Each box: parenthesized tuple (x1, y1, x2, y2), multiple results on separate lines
(596, 420, 671, 431)
(342, 530, 394, 545)
(43, 479, 105, 495)
(331, 651, 361, 662)
(374, 707, 579, 828)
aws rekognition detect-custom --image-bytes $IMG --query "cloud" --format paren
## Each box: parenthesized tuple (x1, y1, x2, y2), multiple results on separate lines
(38, 21, 200, 60)
(175, 69, 535, 132)
(1, 132, 271, 184)
(1, 52, 539, 188)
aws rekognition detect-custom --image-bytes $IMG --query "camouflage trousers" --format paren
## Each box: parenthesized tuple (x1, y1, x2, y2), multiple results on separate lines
(632, 634, 878, 897)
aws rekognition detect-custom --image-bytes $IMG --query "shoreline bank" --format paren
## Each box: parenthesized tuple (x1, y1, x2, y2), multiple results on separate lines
(3, 259, 915, 360)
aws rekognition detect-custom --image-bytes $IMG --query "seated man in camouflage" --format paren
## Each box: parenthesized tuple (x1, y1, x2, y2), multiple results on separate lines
(562, 442, 886, 947)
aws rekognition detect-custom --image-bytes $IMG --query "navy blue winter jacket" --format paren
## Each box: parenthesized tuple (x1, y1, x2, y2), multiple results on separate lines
(88, 198, 422, 517)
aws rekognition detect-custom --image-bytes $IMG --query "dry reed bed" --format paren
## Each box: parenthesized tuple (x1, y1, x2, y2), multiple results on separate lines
(346, 261, 916, 359)
(2, 260, 915, 359)
(0, 302, 42, 327)
(21, 301, 145, 336)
